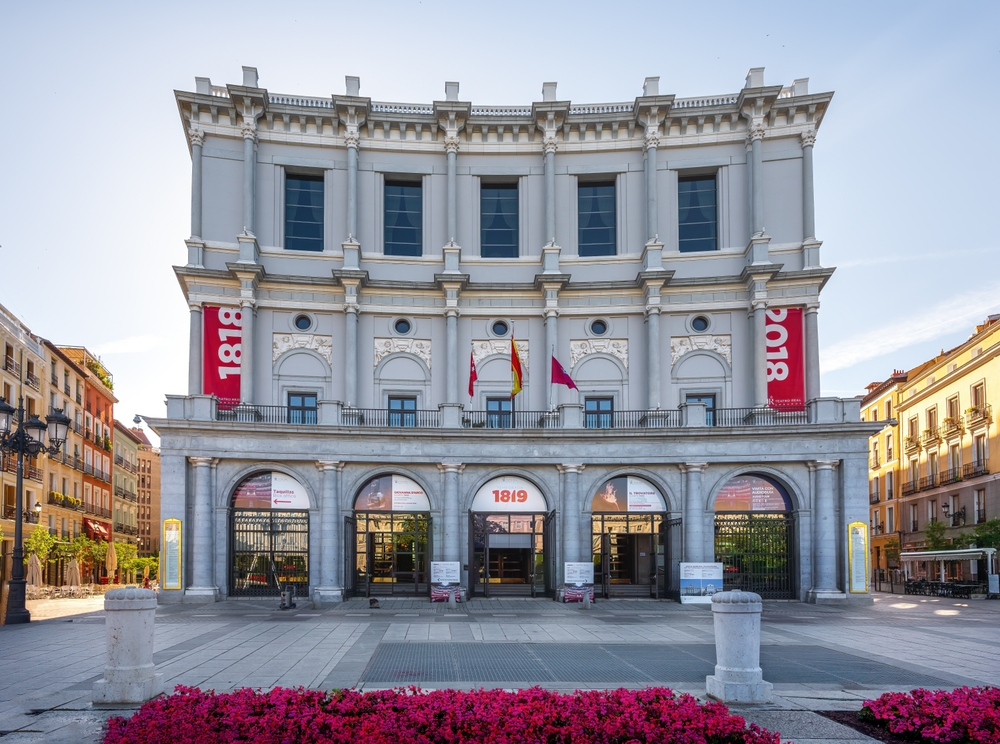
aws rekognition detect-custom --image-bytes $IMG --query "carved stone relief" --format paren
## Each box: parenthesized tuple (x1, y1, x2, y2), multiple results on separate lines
(472, 340, 529, 373)
(272, 334, 333, 365)
(373, 337, 432, 370)
(569, 339, 628, 370)
(670, 335, 732, 367)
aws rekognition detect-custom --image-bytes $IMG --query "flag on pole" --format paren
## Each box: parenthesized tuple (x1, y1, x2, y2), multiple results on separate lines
(468, 352, 478, 398)
(551, 355, 578, 390)
(511, 338, 524, 397)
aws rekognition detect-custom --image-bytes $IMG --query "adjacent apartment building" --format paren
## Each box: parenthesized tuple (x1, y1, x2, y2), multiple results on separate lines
(132, 425, 161, 557)
(866, 316, 1000, 580)
(112, 420, 141, 546)
(149, 65, 879, 606)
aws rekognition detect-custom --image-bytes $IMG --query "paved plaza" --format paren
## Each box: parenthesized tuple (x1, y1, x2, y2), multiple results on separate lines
(1, 593, 998, 742)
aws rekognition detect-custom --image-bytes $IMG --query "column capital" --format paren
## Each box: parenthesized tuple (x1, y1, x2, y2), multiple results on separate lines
(444, 135, 460, 154)
(188, 301, 203, 312)
(542, 135, 558, 155)
(556, 463, 585, 474)
(800, 129, 816, 148)
(445, 307, 460, 319)
(804, 302, 820, 314)
(679, 462, 709, 474)
(643, 130, 660, 151)
(240, 118, 257, 142)
(344, 129, 360, 149)
(188, 124, 205, 147)
(437, 462, 466, 473)
(746, 122, 766, 144)
(316, 460, 345, 472)
(810, 459, 839, 471)
(188, 456, 213, 467)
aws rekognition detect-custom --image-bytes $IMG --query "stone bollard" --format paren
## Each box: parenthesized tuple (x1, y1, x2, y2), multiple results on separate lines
(447, 588, 457, 609)
(93, 588, 164, 706)
(705, 589, 772, 703)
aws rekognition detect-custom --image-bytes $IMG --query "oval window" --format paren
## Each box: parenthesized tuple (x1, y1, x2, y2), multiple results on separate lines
(590, 319, 608, 336)
(491, 320, 509, 337)
(294, 314, 312, 331)
(393, 318, 412, 335)
(691, 316, 710, 333)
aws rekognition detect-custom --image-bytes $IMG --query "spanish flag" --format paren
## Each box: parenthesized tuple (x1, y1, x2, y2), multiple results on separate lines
(511, 338, 524, 398)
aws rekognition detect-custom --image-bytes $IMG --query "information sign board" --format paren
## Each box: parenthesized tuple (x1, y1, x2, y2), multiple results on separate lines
(679, 562, 723, 604)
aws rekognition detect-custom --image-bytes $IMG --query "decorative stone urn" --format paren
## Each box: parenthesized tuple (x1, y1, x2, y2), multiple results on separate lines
(92, 588, 164, 706)
(705, 589, 773, 703)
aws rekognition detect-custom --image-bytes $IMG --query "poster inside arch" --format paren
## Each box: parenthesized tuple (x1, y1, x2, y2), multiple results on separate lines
(591, 476, 666, 513)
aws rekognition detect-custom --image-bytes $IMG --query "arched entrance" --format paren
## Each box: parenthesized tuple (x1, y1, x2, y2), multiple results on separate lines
(347, 474, 431, 597)
(590, 476, 668, 598)
(713, 474, 795, 599)
(229, 472, 310, 597)
(468, 476, 555, 598)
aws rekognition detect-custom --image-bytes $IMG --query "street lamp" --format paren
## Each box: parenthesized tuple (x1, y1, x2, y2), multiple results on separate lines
(0, 383, 70, 625)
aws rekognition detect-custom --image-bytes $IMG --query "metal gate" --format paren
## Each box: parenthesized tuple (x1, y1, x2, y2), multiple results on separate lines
(714, 512, 795, 599)
(230, 510, 309, 597)
(344, 515, 357, 597)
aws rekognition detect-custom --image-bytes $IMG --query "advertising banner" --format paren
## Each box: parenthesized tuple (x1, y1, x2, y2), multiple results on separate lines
(430, 561, 463, 602)
(765, 307, 805, 410)
(354, 475, 431, 512)
(163, 519, 182, 590)
(563, 561, 595, 603)
(233, 472, 310, 510)
(471, 476, 547, 512)
(848, 522, 869, 594)
(679, 562, 723, 604)
(203, 305, 243, 404)
(591, 476, 666, 513)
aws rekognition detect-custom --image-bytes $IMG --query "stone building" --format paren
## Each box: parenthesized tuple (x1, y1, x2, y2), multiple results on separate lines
(112, 420, 141, 548)
(132, 426, 161, 557)
(149, 66, 877, 606)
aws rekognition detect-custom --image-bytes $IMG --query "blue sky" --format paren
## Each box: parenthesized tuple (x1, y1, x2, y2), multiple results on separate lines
(1, 1, 998, 431)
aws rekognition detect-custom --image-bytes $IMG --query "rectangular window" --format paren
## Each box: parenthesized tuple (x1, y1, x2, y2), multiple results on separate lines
(678, 175, 718, 252)
(975, 489, 986, 523)
(287, 393, 318, 424)
(384, 181, 422, 256)
(949, 443, 961, 470)
(975, 434, 987, 465)
(388, 396, 417, 428)
(886, 400, 892, 419)
(887, 506, 895, 533)
(947, 396, 960, 421)
(908, 417, 918, 439)
(480, 184, 519, 258)
(584, 397, 614, 429)
(910, 504, 918, 532)
(928, 500, 937, 523)
(950, 494, 960, 525)
(886, 471, 894, 500)
(886, 433, 894, 461)
(928, 452, 938, 478)
(972, 382, 986, 408)
(285, 173, 324, 252)
(686, 393, 717, 426)
(577, 182, 616, 256)
(486, 397, 512, 429)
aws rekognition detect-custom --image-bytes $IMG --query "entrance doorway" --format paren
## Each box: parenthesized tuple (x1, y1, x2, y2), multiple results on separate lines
(347, 474, 432, 597)
(470, 512, 552, 597)
(713, 474, 795, 599)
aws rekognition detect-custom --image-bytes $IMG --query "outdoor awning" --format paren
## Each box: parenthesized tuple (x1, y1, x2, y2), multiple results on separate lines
(899, 548, 996, 562)
(84, 518, 110, 539)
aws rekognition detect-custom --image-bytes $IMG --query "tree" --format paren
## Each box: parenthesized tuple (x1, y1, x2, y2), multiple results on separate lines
(23, 525, 58, 564)
(924, 520, 949, 551)
(973, 519, 1000, 550)
(883, 537, 901, 566)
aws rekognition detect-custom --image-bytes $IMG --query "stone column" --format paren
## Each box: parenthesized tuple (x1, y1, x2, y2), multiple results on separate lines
(188, 125, 204, 239)
(801, 130, 816, 241)
(445, 136, 459, 242)
(545, 310, 558, 409)
(439, 463, 464, 562)
(446, 310, 459, 404)
(644, 279, 664, 410)
(346, 130, 359, 239)
(558, 464, 585, 565)
(239, 300, 255, 403)
(240, 118, 257, 234)
(804, 304, 821, 402)
(644, 129, 660, 240)
(188, 302, 202, 396)
(751, 301, 768, 407)
(811, 460, 840, 596)
(544, 136, 557, 244)
(344, 305, 359, 408)
(187, 457, 217, 598)
(682, 463, 708, 562)
(748, 123, 765, 235)
(745, 139, 754, 239)
(315, 461, 344, 605)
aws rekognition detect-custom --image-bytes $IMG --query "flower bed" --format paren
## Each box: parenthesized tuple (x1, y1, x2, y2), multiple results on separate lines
(861, 687, 1000, 743)
(105, 685, 779, 744)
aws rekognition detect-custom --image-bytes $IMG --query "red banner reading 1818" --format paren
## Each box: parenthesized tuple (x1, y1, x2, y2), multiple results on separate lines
(203, 305, 242, 404)
(765, 307, 805, 410)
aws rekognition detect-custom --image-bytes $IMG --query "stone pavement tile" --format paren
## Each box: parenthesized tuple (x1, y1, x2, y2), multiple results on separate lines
(741, 710, 875, 741)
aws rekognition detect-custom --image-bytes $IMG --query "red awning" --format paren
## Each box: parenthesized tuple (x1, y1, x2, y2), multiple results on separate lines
(84, 518, 110, 539)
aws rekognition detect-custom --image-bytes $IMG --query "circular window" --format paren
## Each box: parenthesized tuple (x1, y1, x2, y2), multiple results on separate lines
(691, 316, 710, 333)
(393, 318, 412, 335)
(491, 320, 509, 337)
(590, 319, 608, 336)
(293, 314, 312, 331)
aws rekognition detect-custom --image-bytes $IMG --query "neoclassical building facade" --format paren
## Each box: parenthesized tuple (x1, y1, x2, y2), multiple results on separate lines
(149, 66, 877, 605)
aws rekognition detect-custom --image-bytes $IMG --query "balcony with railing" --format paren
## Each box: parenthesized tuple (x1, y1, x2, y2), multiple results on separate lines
(918, 474, 938, 491)
(869, 492, 880, 504)
(939, 466, 963, 486)
(48, 492, 83, 511)
(911, 520, 920, 532)
(921, 427, 941, 447)
(871, 523, 883, 535)
(978, 508, 987, 524)
(114, 485, 138, 503)
(84, 502, 112, 519)
(3, 355, 20, 376)
(50, 373, 59, 386)
(941, 417, 964, 439)
(462, 410, 555, 429)
(2, 505, 40, 523)
(963, 461, 989, 479)
(24, 371, 39, 391)
(869, 454, 880, 470)
(902, 479, 918, 496)
(967, 404, 992, 428)
(113, 522, 138, 536)
(904, 436, 921, 455)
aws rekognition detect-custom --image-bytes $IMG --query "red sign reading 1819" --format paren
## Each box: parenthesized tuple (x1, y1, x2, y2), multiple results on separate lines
(493, 489, 529, 503)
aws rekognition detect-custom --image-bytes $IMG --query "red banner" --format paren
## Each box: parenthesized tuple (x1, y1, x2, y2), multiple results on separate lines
(765, 307, 805, 410)
(203, 305, 242, 404)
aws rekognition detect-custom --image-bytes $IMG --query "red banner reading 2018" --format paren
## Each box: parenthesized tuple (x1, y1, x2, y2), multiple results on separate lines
(765, 307, 805, 410)
(203, 305, 242, 404)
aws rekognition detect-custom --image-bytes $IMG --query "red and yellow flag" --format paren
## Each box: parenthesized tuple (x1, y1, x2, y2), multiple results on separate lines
(511, 338, 524, 397)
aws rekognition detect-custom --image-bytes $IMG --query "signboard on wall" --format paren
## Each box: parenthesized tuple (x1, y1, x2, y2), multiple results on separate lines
(471, 476, 547, 512)
(233, 472, 310, 510)
(354, 475, 431, 512)
(765, 307, 805, 410)
(590, 476, 666, 513)
(848, 522, 869, 594)
(679, 562, 723, 604)
(163, 519, 182, 590)
(203, 305, 242, 403)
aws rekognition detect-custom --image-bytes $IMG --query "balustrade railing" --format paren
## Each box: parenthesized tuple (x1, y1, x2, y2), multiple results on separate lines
(939, 466, 962, 485)
(902, 479, 917, 496)
(713, 407, 809, 426)
(216, 404, 318, 425)
(869, 492, 880, 504)
(343, 408, 441, 428)
(25, 372, 39, 391)
(963, 461, 990, 479)
(918, 474, 938, 491)
(3, 356, 20, 376)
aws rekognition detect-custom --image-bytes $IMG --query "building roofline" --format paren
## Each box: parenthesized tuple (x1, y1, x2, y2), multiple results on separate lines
(113, 419, 143, 445)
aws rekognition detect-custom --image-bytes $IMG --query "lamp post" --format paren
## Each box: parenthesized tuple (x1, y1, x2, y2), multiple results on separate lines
(0, 384, 70, 624)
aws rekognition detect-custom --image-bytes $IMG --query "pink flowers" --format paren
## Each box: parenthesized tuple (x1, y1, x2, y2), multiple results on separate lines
(862, 687, 1000, 743)
(104, 685, 780, 744)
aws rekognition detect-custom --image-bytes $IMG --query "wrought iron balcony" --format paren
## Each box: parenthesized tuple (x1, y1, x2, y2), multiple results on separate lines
(48, 492, 83, 511)
(918, 474, 938, 491)
(869, 454, 880, 469)
(24, 372, 39, 391)
(3, 355, 20, 376)
(902, 479, 918, 496)
(217, 403, 321, 425)
(967, 404, 992, 428)
(939, 466, 963, 486)
(904, 436, 921, 454)
(963, 461, 989, 479)
(921, 427, 941, 446)
(941, 417, 964, 438)
(869, 492, 880, 504)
